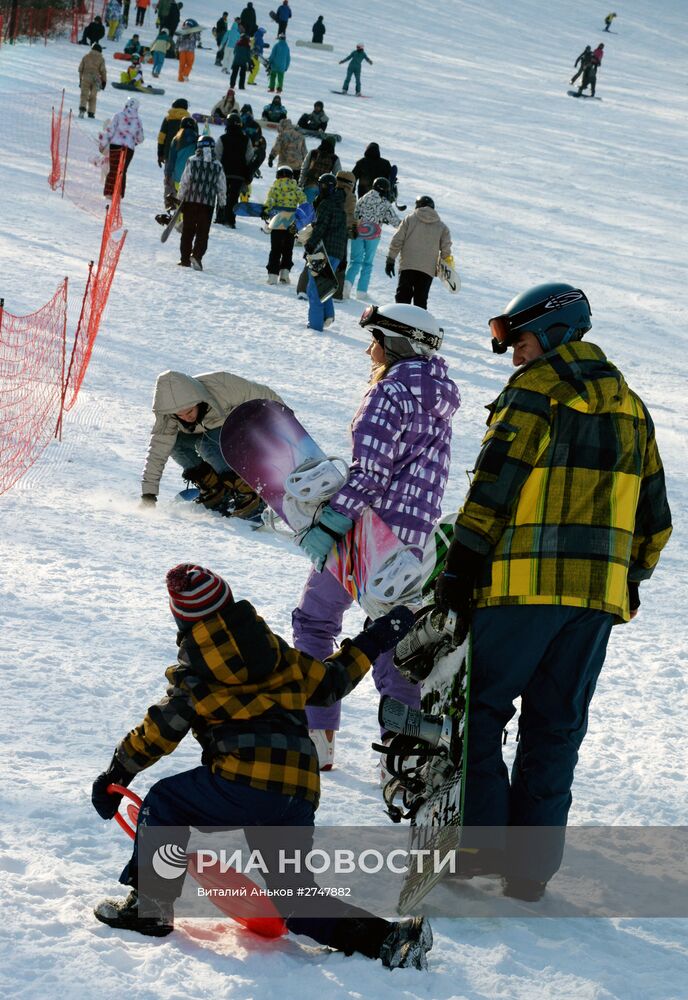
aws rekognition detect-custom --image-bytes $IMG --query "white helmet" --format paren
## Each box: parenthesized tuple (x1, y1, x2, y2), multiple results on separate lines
(359, 303, 443, 356)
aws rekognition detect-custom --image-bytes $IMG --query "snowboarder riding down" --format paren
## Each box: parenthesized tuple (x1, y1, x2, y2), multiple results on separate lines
(293, 302, 460, 770)
(139, 369, 283, 517)
(91, 563, 430, 969)
(435, 282, 672, 900)
(339, 43, 372, 95)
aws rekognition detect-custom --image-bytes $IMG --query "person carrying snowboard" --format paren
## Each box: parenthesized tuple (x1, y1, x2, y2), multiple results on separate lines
(176, 135, 226, 270)
(339, 43, 373, 95)
(78, 43, 107, 120)
(139, 369, 283, 514)
(263, 165, 307, 284)
(100, 97, 144, 198)
(90, 564, 429, 968)
(343, 177, 401, 300)
(275, 0, 291, 36)
(385, 196, 452, 310)
(434, 282, 672, 899)
(312, 15, 325, 44)
(293, 303, 460, 768)
(215, 112, 253, 227)
(302, 172, 348, 331)
(570, 45, 592, 85)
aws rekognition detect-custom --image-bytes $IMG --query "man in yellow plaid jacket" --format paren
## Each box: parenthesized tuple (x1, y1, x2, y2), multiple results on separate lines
(90, 564, 435, 970)
(436, 282, 672, 901)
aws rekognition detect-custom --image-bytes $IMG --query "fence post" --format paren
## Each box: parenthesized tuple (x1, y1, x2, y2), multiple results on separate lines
(0, 298, 4, 341)
(62, 260, 93, 412)
(60, 108, 73, 199)
(55, 278, 69, 440)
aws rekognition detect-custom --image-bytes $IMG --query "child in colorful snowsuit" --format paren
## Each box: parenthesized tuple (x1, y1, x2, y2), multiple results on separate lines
(293, 303, 460, 767)
(263, 166, 306, 283)
(90, 564, 428, 968)
(339, 44, 373, 95)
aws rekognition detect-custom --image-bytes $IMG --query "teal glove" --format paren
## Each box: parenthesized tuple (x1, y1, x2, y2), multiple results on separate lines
(299, 506, 353, 571)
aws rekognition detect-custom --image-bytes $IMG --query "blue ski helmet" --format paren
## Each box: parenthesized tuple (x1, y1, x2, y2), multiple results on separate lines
(488, 282, 592, 354)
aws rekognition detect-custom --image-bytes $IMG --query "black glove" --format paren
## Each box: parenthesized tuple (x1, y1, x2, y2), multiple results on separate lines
(434, 539, 485, 622)
(304, 242, 315, 255)
(260, 207, 270, 221)
(140, 493, 157, 507)
(268, 156, 274, 168)
(101, 80, 107, 90)
(384, 257, 395, 277)
(350, 606, 415, 661)
(628, 581, 640, 612)
(157, 158, 164, 168)
(349, 224, 358, 240)
(91, 755, 134, 820)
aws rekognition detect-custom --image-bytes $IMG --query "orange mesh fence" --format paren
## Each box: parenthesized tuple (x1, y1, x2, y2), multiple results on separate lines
(0, 280, 68, 495)
(0, 4, 78, 44)
(62, 150, 127, 410)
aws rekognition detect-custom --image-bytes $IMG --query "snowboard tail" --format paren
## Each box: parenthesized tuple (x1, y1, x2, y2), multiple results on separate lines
(305, 240, 338, 302)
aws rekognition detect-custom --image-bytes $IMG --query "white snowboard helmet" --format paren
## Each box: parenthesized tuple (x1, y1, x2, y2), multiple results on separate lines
(359, 303, 444, 357)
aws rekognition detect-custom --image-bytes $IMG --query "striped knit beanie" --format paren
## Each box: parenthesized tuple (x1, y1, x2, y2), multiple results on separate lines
(166, 564, 233, 629)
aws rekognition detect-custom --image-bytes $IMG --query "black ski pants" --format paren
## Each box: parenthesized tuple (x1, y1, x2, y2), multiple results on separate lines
(395, 268, 433, 309)
(135, 4, 146, 26)
(216, 176, 244, 226)
(180, 202, 213, 264)
(267, 229, 296, 273)
(230, 64, 247, 89)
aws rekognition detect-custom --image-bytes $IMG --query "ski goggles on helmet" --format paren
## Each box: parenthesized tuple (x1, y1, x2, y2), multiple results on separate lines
(359, 305, 444, 352)
(489, 289, 590, 353)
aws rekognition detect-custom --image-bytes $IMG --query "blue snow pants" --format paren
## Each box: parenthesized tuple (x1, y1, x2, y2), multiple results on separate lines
(169, 427, 231, 475)
(119, 764, 390, 953)
(345, 236, 380, 292)
(463, 604, 614, 881)
(343, 65, 361, 94)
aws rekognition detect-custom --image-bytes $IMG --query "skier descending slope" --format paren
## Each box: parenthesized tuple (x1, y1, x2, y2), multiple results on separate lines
(91, 565, 431, 970)
(435, 283, 672, 899)
(293, 304, 460, 769)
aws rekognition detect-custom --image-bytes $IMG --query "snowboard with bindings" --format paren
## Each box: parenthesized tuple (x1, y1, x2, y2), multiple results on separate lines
(160, 203, 183, 242)
(114, 51, 153, 62)
(111, 81, 165, 95)
(567, 90, 602, 100)
(304, 239, 338, 302)
(378, 609, 471, 913)
(192, 113, 226, 126)
(295, 39, 334, 51)
(437, 257, 461, 294)
(219, 400, 450, 620)
(234, 201, 265, 217)
(330, 90, 372, 98)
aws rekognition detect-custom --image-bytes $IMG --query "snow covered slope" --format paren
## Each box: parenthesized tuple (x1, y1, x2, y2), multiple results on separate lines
(1, 0, 686, 997)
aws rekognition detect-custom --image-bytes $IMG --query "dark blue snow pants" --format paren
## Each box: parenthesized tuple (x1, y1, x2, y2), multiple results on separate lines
(120, 765, 390, 955)
(463, 605, 614, 881)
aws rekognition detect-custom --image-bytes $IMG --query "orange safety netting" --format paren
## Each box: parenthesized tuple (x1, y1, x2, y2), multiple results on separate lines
(62, 150, 127, 410)
(0, 280, 68, 495)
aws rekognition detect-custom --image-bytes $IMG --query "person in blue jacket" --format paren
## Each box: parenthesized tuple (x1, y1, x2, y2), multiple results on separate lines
(165, 117, 199, 201)
(339, 44, 373, 95)
(268, 33, 290, 93)
(275, 0, 291, 36)
(218, 15, 241, 68)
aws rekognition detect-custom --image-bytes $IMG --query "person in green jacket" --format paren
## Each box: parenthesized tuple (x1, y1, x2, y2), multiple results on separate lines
(339, 43, 373, 95)
(436, 282, 672, 902)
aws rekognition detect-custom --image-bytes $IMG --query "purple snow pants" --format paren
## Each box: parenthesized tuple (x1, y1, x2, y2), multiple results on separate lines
(292, 567, 420, 731)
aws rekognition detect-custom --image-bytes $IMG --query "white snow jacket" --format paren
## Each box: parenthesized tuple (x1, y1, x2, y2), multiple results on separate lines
(142, 370, 284, 496)
(354, 189, 400, 227)
(388, 206, 451, 277)
(178, 149, 227, 207)
(102, 99, 144, 150)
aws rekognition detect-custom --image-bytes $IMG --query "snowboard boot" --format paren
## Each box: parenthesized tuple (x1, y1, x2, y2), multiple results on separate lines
(309, 729, 335, 771)
(221, 472, 265, 520)
(378, 916, 433, 970)
(279, 269, 291, 284)
(267, 273, 278, 285)
(183, 462, 231, 511)
(88, 112, 95, 118)
(501, 876, 547, 902)
(79, 107, 86, 119)
(323, 317, 335, 329)
(156, 212, 173, 226)
(190, 257, 203, 271)
(341, 280, 352, 299)
(94, 889, 174, 937)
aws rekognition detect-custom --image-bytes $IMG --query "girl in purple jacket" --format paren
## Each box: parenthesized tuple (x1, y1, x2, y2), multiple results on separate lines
(292, 303, 461, 770)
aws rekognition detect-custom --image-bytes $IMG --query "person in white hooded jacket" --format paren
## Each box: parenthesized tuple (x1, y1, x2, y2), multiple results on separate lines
(140, 369, 283, 516)
(101, 97, 144, 197)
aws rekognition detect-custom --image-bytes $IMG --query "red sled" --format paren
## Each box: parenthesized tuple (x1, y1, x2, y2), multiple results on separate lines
(107, 784, 287, 939)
